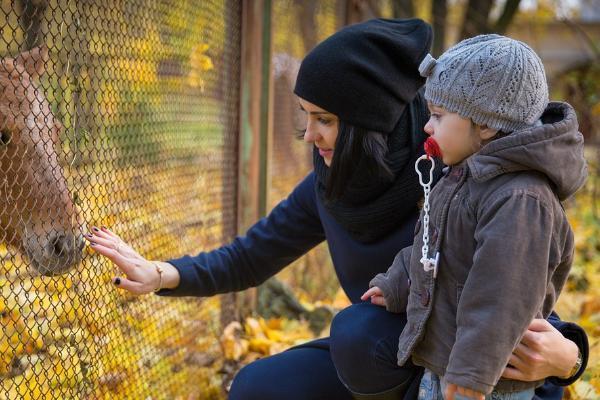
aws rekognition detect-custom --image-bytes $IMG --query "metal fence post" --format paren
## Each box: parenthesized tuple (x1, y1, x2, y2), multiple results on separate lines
(227, 0, 273, 322)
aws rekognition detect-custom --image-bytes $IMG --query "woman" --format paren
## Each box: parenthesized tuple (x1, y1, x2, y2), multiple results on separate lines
(86, 19, 587, 400)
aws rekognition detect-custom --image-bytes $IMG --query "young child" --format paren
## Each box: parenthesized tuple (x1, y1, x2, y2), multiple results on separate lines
(362, 35, 587, 400)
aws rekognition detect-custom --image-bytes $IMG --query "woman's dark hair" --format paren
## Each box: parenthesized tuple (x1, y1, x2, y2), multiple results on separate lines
(325, 121, 393, 200)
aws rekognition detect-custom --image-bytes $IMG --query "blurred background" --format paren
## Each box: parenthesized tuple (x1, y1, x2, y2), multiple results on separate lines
(0, 0, 598, 398)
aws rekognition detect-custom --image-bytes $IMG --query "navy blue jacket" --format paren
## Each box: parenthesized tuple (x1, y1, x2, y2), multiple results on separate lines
(159, 173, 417, 302)
(158, 172, 588, 394)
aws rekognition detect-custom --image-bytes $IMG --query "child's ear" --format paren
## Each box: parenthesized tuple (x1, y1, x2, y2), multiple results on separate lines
(478, 126, 498, 141)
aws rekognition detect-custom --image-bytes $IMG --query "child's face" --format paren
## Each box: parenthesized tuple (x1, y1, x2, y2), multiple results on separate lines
(424, 104, 484, 166)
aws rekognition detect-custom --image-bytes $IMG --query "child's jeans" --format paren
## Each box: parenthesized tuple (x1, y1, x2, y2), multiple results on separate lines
(418, 369, 535, 400)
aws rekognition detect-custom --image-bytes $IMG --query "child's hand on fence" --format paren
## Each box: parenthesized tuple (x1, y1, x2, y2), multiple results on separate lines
(360, 286, 387, 307)
(85, 226, 179, 294)
(444, 382, 484, 400)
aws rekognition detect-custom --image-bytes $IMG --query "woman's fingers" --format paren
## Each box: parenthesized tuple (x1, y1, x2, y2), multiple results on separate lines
(502, 364, 527, 381)
(96, 226, 122, 241)
(88, 241, 137, 277)
(113, 276, 146, 294)
(501, 342, 541, 381)
(514, 341, 543, 365)
(88, 226, 112, 241)
(520, 321, 555, 350)
(85, 226, 156, 295)
(85, 234, 119, 251)
(526, 318, 554, 333)
(86, 229, 142, 259)
(507, 352, 526, 371)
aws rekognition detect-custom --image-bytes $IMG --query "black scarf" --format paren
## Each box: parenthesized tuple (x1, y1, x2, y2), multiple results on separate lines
(313, 93, 439, 243)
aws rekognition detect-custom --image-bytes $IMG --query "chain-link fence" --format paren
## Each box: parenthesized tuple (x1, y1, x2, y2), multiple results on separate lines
(0, 0, 410, 397)
(267, 0, 346, 304)
(1, 0, 239, 398)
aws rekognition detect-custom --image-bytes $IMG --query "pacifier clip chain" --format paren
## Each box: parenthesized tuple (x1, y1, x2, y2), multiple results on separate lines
(415, 154, 439, 279)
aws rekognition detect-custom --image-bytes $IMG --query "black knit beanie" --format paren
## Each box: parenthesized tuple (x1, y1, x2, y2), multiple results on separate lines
(294, 18, 432, 133)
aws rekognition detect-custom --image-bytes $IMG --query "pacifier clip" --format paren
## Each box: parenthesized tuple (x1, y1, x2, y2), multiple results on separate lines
(415, 137, 441, 278)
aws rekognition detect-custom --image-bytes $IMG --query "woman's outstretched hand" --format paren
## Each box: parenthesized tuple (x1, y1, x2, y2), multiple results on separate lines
(85, 226, 180, 295)
(502, 318, 579, 381)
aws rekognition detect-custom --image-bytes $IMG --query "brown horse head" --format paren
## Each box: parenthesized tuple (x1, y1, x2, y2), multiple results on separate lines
(0, 46, 84, 276)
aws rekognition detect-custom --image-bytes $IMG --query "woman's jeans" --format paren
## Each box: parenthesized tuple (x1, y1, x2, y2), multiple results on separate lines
(228, 302, 563, 400)
(229, 302, 418, 399)
(418, 369, 536, 400)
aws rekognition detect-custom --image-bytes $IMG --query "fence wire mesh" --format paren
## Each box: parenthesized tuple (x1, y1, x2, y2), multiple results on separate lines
(1, 0, 239, 398)
(268, 0, 348, 303)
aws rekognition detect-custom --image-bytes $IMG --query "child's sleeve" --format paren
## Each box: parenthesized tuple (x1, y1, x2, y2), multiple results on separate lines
(369, 245, 412, 313)
(444, 191, 572, 395)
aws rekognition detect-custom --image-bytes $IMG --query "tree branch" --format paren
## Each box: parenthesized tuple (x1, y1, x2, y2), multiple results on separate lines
(460, 0, 493, 40)
(493, 0, 521, 34)
(393, 0, 414, 19)
(431, 0, 447, 56)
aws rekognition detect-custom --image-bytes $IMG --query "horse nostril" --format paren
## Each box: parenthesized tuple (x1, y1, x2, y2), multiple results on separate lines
(48, 234, 85, 256)
(49, 234, 68, 257)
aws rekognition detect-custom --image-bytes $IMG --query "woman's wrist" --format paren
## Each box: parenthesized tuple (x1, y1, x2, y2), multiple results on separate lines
(154, 261, 180, 290)
(556, 337, 580, 379)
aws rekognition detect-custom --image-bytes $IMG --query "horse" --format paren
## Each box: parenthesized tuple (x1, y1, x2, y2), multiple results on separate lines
(0, 46, 84, 276)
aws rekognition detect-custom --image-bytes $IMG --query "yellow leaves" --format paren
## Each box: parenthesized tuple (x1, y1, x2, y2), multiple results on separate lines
(221, 316, 314, 363)
(569, 381, 600, 400)
(559, 161, 600, 399)
(188, 43, 214, 91)
(592, 102, 600, 118)
(331, 288, 352, 309)
(221, 321, 248, 361)
(116, 58, 158, 88)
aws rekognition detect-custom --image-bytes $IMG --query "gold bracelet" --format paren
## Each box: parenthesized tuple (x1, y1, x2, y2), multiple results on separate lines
(567, 349, 583, 379)
(153, 262, 164, 292)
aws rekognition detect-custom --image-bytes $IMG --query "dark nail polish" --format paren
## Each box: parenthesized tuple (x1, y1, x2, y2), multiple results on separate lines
(92, 227, 99, 232)
(85, 234, 93, 239)
(114, 277, 121, 285)
(90, 242, 96, 246)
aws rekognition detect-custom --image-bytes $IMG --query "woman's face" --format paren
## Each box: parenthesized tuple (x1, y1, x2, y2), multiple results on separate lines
(298, 98, 339, 166)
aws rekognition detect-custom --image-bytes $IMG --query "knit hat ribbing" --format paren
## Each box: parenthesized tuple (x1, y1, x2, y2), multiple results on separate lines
(294, 18, 432, 134)
(418, 34, 549, 132)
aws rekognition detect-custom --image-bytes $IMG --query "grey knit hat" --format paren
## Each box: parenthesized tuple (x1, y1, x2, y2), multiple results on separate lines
(418, 34, 548, 132)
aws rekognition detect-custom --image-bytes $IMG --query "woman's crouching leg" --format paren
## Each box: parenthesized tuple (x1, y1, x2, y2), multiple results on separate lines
(228, 339, 353, 400)
(330, 302, 422, 397)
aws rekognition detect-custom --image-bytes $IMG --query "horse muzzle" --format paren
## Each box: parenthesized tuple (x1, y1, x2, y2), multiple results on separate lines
(23, 232, 85, 276)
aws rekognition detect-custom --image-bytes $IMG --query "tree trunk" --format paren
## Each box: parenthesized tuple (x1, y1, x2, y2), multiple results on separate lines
(393, 0, 414, 19)
(345, 0, 380, 25)
(493, 0, 521, 34)
(18, 0, 48, 50)
(460, 0, 493, 40)
(431, 0, 447, 56)
(296, 0, 319, 52)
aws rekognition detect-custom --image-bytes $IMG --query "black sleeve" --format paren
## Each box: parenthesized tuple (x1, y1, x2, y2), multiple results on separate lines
(156, 173, 326, 297)
(546, 312, 589, 387)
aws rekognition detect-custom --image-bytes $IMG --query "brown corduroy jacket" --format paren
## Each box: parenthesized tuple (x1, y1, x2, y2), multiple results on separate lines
(370, 102, 588, 394)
